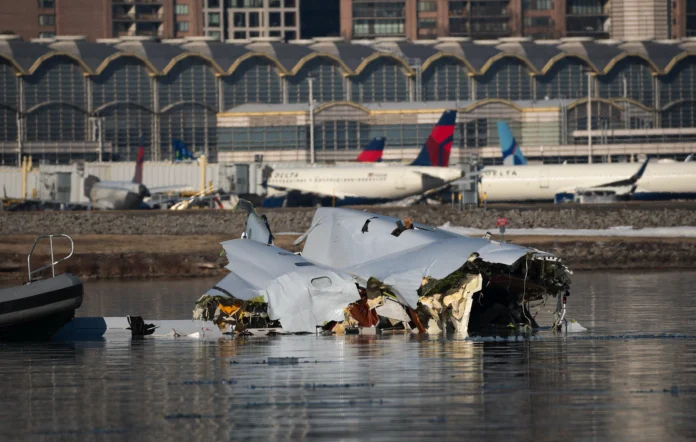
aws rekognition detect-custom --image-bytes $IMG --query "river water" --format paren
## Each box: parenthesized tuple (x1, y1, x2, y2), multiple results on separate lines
(1, 271, 696, 441)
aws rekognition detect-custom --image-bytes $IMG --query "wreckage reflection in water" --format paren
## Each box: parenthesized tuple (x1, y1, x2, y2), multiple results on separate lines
(1, 272, 696, 439)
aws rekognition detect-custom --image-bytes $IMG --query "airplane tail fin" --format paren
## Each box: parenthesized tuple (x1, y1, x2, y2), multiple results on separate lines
(410, 110, 456, 167)
(498, 121, 527, 165)
(173, 138, 194, 161)
(132, 144, 145, 184)
(356, 137, 386, 162)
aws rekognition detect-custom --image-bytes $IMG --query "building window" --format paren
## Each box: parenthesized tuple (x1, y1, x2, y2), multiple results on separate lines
(270, 30, 281, 36)
(524, 16, 551, 26)
(231, 0, 263, 7)
(208, 0, 220, 7)
(208, 12, 220, 26)
(523, 0, 552, 10)
(208, 30, 222, 39)
(353, 18, 405, 36)
(284, 0, 296, 7)
(249, 30, 260, 37)
(233, 31, 247, 39)
(269, 12, 281, 27)
(418, 1, 436, 12)
(39, 32, 56, 38)
(285, 30, 296, 40)
(249, 12, 260, 27)
(234, 12, 246, 26)
(270, 0, 281, 7)
(38, 0, 55, 8)
(176, 21, 189, 32)
(418, 18, 436, 28)
(39, 15, 55, 26)
(567, 0, 604, 15)
(353, 1, 406, 18)
(284, 11, 296, 26)
(176, 4, 189, 15)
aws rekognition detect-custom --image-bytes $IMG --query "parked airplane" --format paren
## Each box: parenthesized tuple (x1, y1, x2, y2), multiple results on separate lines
(84, 147, 151, 209)
(263, 110, 461, 207)
(479, 122, 696, 203)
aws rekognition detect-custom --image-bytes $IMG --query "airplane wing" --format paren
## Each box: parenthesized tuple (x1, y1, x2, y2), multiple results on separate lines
(266, 184, 360, 200)
(558, 158, 649, 196)
(147, 185, 195, 194)
(553, 158, 650, 203)
(586, 157, 650, 189)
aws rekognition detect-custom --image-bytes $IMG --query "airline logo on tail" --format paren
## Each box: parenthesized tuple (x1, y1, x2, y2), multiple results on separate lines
(410, 110, 457, 167)
(497, 121, 527, 166)
(356, 137, 386, 163)
(132, 144, 145, 184)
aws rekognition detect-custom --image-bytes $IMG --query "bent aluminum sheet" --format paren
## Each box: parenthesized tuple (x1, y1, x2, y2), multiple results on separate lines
(209, 239, 359, 333)
(301, 208, 555, 308)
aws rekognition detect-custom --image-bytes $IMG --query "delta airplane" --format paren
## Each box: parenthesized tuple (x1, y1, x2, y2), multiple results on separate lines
(478, 122, 696, 203)
(263, 110, 462, 207)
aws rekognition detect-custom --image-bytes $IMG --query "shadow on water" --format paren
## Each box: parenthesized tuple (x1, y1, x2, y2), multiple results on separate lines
(0, 271, 695, 440)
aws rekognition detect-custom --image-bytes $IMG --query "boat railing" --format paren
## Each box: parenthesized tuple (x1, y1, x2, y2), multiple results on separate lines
(27, 234, 75, 282)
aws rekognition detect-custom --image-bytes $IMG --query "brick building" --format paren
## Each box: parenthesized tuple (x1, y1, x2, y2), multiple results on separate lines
(340, 0, 696, 41)
(0, 0, 202, 41)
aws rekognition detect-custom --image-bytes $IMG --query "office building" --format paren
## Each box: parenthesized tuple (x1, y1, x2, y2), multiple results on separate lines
(203, 0, 301, 41)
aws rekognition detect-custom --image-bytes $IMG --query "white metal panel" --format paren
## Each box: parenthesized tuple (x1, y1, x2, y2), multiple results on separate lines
(0, 167, 40, 199)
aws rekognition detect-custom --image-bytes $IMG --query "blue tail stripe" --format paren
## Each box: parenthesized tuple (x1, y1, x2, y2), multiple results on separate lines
(497, 121, 527, 165)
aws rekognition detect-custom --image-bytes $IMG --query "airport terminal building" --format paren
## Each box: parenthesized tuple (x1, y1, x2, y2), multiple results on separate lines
(1, 34, 695, 166)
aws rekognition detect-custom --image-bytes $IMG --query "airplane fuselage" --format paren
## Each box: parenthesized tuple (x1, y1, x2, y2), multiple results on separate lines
(91, 181, 149, 210)
(479, 162, 696, 202)
(264, 164, 462, 207)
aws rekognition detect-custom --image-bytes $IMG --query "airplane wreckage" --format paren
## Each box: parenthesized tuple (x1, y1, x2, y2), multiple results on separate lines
(197, 201, 573, 338)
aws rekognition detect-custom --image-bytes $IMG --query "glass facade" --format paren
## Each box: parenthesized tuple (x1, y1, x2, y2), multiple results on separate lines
(1, 40, 695, 165)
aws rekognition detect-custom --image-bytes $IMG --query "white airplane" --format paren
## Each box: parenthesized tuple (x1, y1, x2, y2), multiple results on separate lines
(83, 145, 192, 210)
(262, 110, 462, 207)
(478, 122, 696, 203)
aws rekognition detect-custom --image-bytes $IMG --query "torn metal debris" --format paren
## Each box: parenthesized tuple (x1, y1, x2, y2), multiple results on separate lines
(204, 201, 572, 337)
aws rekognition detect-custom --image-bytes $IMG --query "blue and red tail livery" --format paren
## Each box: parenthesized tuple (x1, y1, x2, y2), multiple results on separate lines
(132, 143, 145, 184)
(410, 110, 456, 167)
(356, 137, 386, 163)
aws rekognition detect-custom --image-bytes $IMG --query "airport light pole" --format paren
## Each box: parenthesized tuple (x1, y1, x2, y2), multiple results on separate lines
(308, 75, 315, 164)
(587, 72, 593, 164)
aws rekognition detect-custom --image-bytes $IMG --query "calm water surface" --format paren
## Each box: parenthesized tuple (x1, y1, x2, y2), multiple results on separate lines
(1, 271, 696, 441)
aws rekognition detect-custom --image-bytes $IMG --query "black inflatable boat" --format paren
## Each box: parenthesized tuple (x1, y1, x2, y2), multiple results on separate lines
(0, 235, 83, 340)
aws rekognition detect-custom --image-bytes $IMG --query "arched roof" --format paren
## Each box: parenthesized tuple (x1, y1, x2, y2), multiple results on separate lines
(0, 38, 53, 72)
(432, 41, 502, 72)
(48, 39, 120, 71)
(496, 41, 563, 72)
(2, 36, 695, 77)
(556, 40, 624, 73)
(566, 97, 626, 111)
(114, 40, 187, 72)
